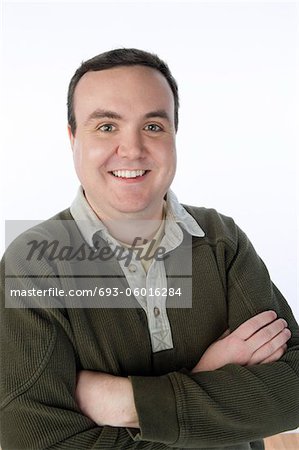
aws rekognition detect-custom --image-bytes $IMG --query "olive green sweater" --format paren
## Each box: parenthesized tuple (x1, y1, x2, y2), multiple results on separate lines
(1, 206, 299, 450)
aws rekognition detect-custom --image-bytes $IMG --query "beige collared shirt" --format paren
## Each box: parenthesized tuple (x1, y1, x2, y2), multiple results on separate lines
(70, 187, 205, 352)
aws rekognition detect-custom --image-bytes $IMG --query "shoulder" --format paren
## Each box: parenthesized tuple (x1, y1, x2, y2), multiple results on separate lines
(182, 204, 239, 249)
(4, 209, 75, 255)
(1, 208, 82, 275)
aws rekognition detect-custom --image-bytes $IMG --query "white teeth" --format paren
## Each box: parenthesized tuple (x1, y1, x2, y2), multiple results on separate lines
(112, 170, 146, 178)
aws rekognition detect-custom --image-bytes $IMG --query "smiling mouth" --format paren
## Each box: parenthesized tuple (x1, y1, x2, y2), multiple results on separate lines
(110, 170, 149, 179)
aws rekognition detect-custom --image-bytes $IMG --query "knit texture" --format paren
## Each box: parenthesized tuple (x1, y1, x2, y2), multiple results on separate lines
(1, 206, 299, 449)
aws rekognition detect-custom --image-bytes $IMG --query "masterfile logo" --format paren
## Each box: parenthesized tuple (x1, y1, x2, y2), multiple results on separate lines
(26, 236, 168, 267)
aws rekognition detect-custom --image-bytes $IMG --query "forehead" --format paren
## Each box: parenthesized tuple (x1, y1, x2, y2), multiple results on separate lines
(73, 66, 174, 121)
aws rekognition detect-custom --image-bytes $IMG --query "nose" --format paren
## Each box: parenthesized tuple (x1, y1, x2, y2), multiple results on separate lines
(117, 129, 145, 160)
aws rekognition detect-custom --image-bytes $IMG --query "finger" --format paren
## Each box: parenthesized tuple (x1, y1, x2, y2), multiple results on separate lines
(232, 311, 277, 340)
(248, 328, 291, 364)
(246, 318, 288, 353)
(259, 344, 288, 364)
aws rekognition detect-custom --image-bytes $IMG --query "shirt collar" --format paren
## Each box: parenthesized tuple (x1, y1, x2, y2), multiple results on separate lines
(70, 186, 205, 247)
(165, 189, 205, 238)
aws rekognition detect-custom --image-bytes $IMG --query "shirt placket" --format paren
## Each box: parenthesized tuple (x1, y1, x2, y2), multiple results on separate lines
(146, 260, 174, 352)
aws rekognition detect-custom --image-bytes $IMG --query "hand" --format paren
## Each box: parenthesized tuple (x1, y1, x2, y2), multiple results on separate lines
(191, 310, 291, 373)
(75, 370, 139, 428)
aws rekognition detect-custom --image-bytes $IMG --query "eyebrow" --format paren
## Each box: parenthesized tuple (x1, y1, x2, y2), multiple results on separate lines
(84, 109, 123, 126)
(144, 110, 171, 122)
(84, 108, 171, 126)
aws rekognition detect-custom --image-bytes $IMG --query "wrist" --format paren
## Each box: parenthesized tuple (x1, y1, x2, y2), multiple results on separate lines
(121, 377, 139, 428)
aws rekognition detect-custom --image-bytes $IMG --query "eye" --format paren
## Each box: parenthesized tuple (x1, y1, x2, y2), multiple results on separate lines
(144, 123, 163, 132)
(98, 124, 116, 132)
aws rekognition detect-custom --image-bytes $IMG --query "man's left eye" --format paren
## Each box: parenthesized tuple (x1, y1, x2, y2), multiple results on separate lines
(144, 124, 162, 132)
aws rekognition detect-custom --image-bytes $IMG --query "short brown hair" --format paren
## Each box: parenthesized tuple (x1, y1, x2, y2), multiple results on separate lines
(67, 48, 179, 135)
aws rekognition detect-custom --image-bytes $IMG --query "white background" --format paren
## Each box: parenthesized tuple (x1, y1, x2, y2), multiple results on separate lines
(1, 0, 298, 319)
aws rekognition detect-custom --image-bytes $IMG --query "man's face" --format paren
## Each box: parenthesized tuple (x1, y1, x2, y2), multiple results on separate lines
(69, 65, 177, 221)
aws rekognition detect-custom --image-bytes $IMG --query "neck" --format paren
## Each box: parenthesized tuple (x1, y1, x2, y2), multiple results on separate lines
(105, 218, 164, 245)
(85, 195, 165, 245)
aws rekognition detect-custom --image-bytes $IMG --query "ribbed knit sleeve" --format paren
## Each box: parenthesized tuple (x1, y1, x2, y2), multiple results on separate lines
(129, 224, 299, 447)
(1, 209, 299, 450)
(0, 232, 171, 450)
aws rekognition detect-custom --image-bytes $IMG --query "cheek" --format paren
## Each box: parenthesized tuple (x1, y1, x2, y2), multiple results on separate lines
(73, 142, 114, 170)
(72, 146, 83, 174)
(160, 143, 177, 169)
(166, 146, 177, 179)
(72, 145, 99, 185)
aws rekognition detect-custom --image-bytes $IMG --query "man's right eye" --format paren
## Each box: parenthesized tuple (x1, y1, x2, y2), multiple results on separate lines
(98, 124, 115, 132)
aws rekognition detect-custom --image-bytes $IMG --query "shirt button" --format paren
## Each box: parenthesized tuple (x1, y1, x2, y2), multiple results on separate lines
(154, 307, 160, 317)
(128, 264, 137, 273)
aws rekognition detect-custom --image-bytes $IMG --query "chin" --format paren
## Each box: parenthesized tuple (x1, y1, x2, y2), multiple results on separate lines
(116, 203, 148, 214)
(113, 194, 149, 210)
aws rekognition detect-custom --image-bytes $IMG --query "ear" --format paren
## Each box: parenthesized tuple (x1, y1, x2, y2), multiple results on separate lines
(67, 124, 75, 150)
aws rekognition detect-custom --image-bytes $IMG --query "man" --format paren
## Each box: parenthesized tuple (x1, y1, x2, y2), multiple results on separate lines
(1, 48, 298, 450)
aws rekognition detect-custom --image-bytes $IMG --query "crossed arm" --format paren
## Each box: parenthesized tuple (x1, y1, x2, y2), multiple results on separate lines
(2, 217, 299, 449)
(75, 310, 291, 429)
